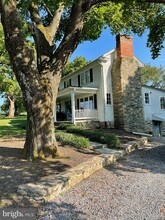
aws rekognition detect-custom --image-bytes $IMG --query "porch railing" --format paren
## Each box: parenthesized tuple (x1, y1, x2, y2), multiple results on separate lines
(75, 109, 98, 120)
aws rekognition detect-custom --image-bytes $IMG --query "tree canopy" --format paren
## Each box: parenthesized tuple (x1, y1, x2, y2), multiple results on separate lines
(13, 0, 165, 59)
(0, 23, 24, 117)
(62, 56, 91, 76)
(141, 64, 165, 89)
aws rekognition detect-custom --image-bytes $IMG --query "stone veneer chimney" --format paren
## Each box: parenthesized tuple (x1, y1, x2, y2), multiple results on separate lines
(111, 34, 144, 132)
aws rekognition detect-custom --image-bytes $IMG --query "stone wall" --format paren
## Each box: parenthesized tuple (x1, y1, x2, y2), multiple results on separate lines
(161, 122, 165, 136)
(75, 120, 114, 129)
(112, 57, 144, 132)
(75, 120, 100, 129)
(144, 121, 153, 134)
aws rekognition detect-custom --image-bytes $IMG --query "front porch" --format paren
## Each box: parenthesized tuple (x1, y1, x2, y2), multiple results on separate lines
(55, 87, 99, 124)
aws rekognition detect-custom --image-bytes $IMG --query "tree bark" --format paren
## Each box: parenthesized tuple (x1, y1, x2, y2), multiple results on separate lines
(23, 73, 60, 159)
(0, 0, 61, 160)
(7, 95, 15, 118)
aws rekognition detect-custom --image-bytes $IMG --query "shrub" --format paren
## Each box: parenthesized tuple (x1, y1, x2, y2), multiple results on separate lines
(55, 131, 91, 149)
(57, 123, 73, 130)
(57, 124, 121, 148)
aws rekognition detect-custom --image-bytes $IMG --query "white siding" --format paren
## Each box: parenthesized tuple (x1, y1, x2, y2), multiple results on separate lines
(142, 86, 165, 120)
(101, 51, 115, 122)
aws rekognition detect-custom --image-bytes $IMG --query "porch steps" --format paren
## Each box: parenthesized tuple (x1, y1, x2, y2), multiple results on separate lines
(90, 142, 107, 149)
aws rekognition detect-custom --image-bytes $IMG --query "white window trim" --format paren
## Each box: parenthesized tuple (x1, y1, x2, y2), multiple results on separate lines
(80, 70, 90, 86)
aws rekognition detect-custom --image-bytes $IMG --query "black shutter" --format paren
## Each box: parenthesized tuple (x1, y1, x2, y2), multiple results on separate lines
(94, 94, 97, 109)
(78, 75, 80, 87)
(77, 99, 79, 110)
(64, 81, 66, 88)
(69, 79, 71, 86)
(90, 68, 93, 82)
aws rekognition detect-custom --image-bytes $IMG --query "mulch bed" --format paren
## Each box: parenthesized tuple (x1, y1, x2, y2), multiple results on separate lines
(0, 137, 99, 208)
(0, 130, 141, 208)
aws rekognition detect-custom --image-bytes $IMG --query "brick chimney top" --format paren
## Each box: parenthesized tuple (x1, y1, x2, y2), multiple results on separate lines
(116, 34, 134, 59)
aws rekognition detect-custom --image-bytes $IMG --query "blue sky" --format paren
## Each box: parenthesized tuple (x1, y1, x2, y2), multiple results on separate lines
(71, 28, 165, 68)
(0, 28, 165, 106)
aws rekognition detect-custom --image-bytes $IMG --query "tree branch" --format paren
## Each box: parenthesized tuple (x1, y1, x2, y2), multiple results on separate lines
(47, 3, 64, 40)
(29, 3, 42, 25)
(52, 1, 85, 73)
(41, 2, 53, 18)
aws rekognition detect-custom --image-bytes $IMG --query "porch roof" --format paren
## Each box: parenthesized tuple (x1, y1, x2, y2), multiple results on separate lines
(57, 86, 99, 99)
(152, 114, 165, 122)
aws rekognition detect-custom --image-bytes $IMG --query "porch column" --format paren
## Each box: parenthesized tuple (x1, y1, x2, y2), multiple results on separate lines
(71, 90, 76, 124)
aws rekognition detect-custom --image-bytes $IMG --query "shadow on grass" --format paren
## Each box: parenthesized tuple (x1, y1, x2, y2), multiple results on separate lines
(105, 143, 165, 175)
(0, 144, 71, 208)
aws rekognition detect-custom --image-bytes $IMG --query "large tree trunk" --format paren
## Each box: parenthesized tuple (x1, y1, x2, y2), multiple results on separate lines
(7, 95, 15, 118)
(23, 71, 61, 159)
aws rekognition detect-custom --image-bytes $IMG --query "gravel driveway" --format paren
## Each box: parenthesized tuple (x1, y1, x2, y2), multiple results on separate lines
(38, 141, 165, 220)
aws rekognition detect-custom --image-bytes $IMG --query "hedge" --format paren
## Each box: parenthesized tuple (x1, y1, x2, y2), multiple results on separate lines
(55, 131, 91, 149)
(57, 123, 121, 148)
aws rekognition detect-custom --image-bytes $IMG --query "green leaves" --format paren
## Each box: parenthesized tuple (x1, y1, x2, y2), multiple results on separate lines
(0, 23, 21, 98)
(141, 64, 165, 89)
(62, 56, 90, 76)
(147, 6, 165, 59)
(2, 0, 165, 61)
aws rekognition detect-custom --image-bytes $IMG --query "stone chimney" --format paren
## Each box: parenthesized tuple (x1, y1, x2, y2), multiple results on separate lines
(111, 34, 144, 132)
(116, 34, 133, 59)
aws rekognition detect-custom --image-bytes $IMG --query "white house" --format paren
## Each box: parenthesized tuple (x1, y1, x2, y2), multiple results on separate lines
(142, 85, 165, 136)
(55, 34, 165, 136)
(56, 49, 116, 125)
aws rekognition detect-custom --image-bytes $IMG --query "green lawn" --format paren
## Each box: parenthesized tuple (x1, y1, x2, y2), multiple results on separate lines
(0, 116, 27, 138)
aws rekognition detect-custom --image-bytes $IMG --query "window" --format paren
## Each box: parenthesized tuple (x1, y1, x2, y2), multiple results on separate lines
(80, 69, 93, 86)
(107, 93, 111, 105)
(80, 98, 84, 109)
(160, 97, 165, 109)
(77, 95, 96, 110)
(64, 79, 71, 88)
(84, 97, 89, 109)
(89, 96, 93, 109)
(144, 93, 150, 104)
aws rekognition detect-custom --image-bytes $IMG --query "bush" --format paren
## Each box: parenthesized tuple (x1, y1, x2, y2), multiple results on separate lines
(57, 123, 72, 130)
(56, 131, 91, 149)
(57, 124, 121, 148)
